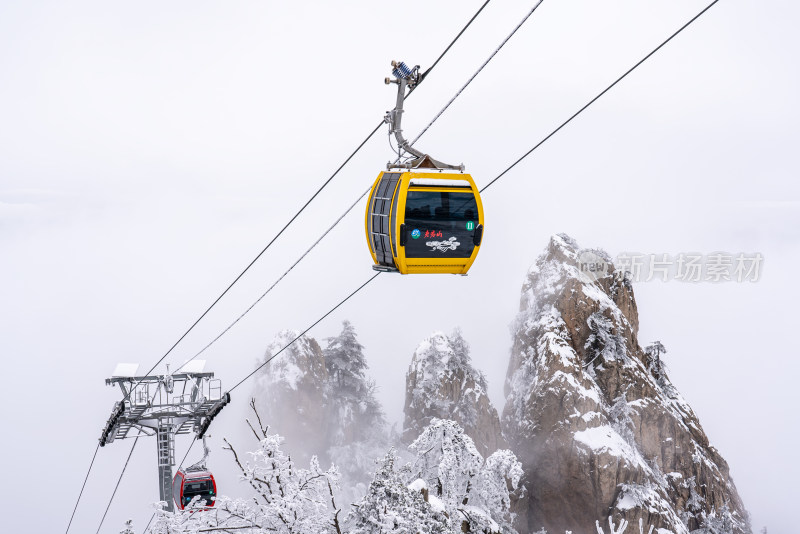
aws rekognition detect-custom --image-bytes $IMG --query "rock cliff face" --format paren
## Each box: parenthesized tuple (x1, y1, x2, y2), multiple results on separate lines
(252, 330, 330, 462)
(403, 330, 505, 457)
(502, 234, 750, 534)
(252, 324, 388, 497)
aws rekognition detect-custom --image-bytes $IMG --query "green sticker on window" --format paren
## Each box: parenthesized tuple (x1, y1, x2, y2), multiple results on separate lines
(466, 221, 475, 231)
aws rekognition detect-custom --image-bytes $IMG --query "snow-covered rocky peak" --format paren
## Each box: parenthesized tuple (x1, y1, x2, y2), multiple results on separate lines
(403, 330, 505, 457)
(252, 330, 330, 462)
(503, 234, 750, 534)
(252, 323, 388, 497)
(511, 233, 639, 381)
(260, 329, 328, 390)
(407, 330, 473, 384)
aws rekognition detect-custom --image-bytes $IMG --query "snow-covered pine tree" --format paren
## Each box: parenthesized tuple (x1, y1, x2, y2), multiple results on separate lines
(644, 341, 667, 379)
(643, 340, 678, 398)
(408, 418, 522, 534)
(473, 448, 525, 532)
(323, 320, 386, 444)
(686, 476, 706, 514)
(324, 320, 368, 396)
(449, 328, 483, 430)
(410, 418, 483, 502)
(345, 448, 451, 534)
(694, 504, 737, 534)
(609, 391, 636, 446)
(584, 312, 628, 374)
(323, 321, 388, 502)
(151, 401, 343, 534)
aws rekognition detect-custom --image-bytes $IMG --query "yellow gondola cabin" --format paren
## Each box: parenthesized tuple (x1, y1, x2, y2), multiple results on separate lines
(365, 171, 484, 275)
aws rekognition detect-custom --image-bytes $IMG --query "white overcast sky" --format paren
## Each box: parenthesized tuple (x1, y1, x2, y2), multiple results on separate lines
(1, 1, 798, 533)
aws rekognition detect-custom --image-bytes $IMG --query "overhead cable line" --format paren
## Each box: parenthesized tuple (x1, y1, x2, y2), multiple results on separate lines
(133, 127, 379, 385)
(176, 0, 540, 373)
(174, 187, 372, 373)
(103, 273, 381, 533)
(409, 0, 545, 148)
(64, 443, 100, 534)
(135, 0, 492, 385)
(64, 4, 492, 528)
(94, 383, 164, 534)
(228, 272, 382, 393)
(480, 0, 722, 194)
(74, 0, 720, 528)
(99, 272, 382, 531)
(96, 434, 141, 534)
(197, 0, 723, 401)
(420, 0, 492, 83)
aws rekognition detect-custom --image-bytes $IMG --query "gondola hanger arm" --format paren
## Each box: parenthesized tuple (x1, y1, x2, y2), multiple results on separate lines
(384, 61, 464, 172)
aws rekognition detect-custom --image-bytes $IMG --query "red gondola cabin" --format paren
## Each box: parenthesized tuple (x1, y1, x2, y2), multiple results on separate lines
(173, 468, 217, 510)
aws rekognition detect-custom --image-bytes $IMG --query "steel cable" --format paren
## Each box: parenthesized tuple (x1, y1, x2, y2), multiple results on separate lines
(409, 0, 546, 149)
(71, 1, 723, 529)
(174, 186, 372, 373)
(95, 434, 141, 534)
(228, 272, 382, 393)
(64, 443, 100, 534)
(66, 3, 492, 529)
(134, 0, 492, 387)
(480, 0, 722, 193)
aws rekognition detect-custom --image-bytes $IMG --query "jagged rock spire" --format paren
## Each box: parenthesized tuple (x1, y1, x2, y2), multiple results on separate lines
(403, 329, 505, 457)
(253, 330, 330, 463)
(503, 234, 750, 534)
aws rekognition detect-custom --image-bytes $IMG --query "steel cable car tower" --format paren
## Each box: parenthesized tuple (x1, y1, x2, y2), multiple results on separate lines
(98, 362, 230, 512)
